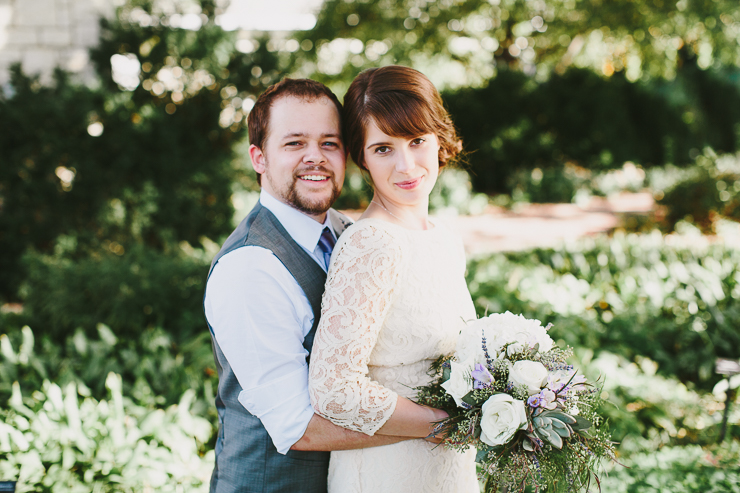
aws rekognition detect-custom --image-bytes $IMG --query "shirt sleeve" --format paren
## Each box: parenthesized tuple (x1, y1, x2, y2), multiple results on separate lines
(308, 222, 404, 435)
(205, 246, 315, 454)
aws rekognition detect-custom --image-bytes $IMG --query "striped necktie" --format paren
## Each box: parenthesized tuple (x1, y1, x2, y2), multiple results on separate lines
(317, 227, 336, 270)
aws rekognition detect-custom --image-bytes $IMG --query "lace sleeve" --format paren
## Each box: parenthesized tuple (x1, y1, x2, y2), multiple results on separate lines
(308, 221, 404, 435)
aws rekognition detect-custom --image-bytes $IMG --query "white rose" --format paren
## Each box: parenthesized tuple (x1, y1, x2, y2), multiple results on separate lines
(479, 394, 529, 447)
(441, 356, 474, 407)
(509, 360, 548, 395)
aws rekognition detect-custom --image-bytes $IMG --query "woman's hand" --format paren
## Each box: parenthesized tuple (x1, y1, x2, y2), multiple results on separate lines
(375, 398, 449, 439)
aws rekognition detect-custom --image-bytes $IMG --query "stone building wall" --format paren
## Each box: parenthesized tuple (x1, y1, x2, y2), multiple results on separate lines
(0, 0, 114, 85)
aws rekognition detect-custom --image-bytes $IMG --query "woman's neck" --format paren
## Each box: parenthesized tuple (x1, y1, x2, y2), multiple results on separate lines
(363, 194, 432, 230)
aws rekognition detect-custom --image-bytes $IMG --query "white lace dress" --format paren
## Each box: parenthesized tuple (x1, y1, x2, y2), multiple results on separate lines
(308, 218, 479, 493)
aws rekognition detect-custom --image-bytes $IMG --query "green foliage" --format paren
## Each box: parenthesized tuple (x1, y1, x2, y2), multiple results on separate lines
(579, 351, 738, 448)
(0, 0, 281, 300)
(467, 232, 740, 389)
(655, 149, 740, 232)
(506, 164, 588, 204)
(601, 442, 740, 493)
(0, 374, 212, 492)
(0, 324, 217, 417)
(20, 241, 210, 340)
(443, 67, 738, 195)
(298, 0, 740, 86)
(430, 168, 490, 215)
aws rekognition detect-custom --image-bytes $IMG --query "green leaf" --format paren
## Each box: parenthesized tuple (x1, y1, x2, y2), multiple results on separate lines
(475, 445, 493, 462)
(462, 390, 487, 407)
(572, 415, 592, 431)
(544, 429, 564, 449)
(545, 411, 577, 425)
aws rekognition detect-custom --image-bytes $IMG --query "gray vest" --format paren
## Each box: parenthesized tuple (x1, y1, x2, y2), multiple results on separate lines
(205, 201, 350, 493)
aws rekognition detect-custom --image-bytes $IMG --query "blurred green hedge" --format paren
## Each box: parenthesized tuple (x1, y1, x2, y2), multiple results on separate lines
(445, 64, 740, 195)
(656, 150, 740, 232)
(20, 242, 210, 341)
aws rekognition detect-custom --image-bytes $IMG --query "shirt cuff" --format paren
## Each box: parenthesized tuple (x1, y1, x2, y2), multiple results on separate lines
(238, 365, 314, 455)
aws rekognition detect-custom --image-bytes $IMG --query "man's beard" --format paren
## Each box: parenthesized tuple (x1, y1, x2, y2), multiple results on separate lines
(267, 166, 341, 215)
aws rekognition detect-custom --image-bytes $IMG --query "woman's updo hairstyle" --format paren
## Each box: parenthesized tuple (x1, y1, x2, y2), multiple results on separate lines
(342, 65, 461, 170)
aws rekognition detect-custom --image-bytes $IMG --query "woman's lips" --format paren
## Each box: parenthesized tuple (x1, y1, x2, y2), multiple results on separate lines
(395, 177, 423, 190)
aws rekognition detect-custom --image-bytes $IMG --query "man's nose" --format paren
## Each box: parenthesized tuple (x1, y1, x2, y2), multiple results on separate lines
(303, 142, 327, 164)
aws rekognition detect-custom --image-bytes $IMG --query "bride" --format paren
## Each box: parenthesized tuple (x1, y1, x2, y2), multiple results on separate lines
(308, 66, 479, 492)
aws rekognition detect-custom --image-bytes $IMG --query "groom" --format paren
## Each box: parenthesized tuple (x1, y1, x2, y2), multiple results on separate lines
(204, 79, 405, 493)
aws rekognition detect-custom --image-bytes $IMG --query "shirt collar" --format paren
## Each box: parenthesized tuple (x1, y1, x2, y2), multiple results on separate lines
(259, 190, 334, 252)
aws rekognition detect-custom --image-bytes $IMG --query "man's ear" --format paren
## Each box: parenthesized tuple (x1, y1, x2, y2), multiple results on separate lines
(249, 144, 267, 174)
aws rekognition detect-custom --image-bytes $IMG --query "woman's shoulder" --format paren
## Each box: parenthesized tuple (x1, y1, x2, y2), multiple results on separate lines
(336, 217, 410, 251)
(334, 218, 409, 258)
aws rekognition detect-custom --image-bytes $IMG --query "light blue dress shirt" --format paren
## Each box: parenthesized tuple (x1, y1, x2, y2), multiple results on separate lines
(204, 190, 337, 454)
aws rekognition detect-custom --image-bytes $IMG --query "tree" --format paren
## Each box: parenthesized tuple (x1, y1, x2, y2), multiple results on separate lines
(0, 0, 283, 301)
(294, 0, 740, 88)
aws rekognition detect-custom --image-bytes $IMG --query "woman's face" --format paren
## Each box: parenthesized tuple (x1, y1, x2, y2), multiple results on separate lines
(362, 119, 440, 209)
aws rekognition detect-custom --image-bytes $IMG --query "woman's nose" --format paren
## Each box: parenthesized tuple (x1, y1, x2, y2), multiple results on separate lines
(395, 148, 416, 173)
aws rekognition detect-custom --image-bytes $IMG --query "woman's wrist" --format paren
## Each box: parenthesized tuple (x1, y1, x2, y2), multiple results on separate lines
(426, 407, 448, 437)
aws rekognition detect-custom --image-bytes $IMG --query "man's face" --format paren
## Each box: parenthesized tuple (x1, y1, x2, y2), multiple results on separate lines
(249, 96, 346, 222)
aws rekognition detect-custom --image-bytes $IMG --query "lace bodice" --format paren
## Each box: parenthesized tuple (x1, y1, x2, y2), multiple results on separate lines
(308, 218, 476, 435)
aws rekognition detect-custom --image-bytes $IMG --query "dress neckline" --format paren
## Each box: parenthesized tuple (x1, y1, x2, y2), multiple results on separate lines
(356, 216, 439, 233)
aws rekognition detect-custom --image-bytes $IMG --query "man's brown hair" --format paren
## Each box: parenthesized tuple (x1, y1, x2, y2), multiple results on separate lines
(342, 65, 461, 170)
(247, 78, 343, 151)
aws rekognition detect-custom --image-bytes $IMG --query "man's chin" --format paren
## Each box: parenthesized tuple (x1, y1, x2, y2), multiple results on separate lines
(287, 189, 340, 216)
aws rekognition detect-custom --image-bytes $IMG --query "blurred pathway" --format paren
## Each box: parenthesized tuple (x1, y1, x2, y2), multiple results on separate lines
(439, 192, 655, 256)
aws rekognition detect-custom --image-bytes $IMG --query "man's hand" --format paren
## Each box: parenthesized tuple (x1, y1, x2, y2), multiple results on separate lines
(291, 413, 410, 451)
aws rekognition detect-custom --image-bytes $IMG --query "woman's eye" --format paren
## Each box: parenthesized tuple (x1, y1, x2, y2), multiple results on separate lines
(375, 146, 391, 154)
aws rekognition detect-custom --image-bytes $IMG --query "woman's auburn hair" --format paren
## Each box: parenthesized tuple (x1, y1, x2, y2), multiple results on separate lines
(342, 65, 461, 170)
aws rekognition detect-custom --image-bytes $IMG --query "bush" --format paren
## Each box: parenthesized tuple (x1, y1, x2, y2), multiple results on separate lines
(0, 324, 217, 416)
(0, 374, 213, 492)
(467, 231, 740, 389)
(506, 164, 589, 204)
(654, 150, 740, 232)
(578, 351, 738, 447)
(444, 65, 740, 196)
(20, 241, 210, 341)
(444, 68, 697, 195)
(601, 442, 740, 493)
(0, 0, 284, 300)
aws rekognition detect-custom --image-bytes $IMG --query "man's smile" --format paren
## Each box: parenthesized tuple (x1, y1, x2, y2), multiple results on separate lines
(299, 175, 330, 182)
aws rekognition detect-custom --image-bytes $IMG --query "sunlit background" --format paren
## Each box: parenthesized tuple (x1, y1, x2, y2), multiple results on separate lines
(1, 0, 739, 491)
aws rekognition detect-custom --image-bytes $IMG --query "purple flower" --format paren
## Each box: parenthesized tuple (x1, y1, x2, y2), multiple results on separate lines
(527, 394, 542, 408)
(527, 389, 557, 409)
(471, 363, 494, 389)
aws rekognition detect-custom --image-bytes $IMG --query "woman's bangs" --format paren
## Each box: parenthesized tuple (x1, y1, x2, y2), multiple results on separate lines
(369, 93, 436, 139)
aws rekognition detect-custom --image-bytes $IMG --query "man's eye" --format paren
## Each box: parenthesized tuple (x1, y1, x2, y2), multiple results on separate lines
(411, 138, 425, 146)
(323, 142, 339, 148)
(286, 141, 302, 146)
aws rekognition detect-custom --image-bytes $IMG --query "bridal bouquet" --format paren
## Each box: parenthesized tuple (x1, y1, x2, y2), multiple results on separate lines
(417, 312, 615, 492)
